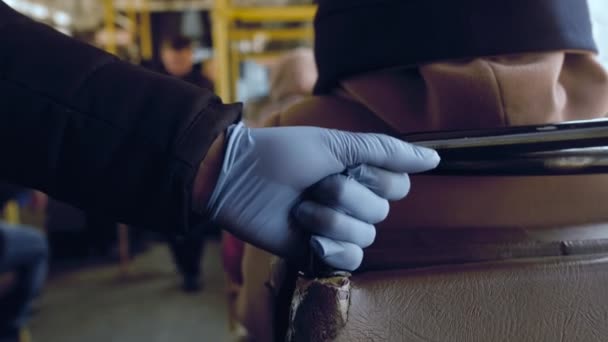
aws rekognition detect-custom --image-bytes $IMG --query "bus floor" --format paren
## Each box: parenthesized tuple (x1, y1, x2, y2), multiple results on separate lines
(28, 240, 234, 342)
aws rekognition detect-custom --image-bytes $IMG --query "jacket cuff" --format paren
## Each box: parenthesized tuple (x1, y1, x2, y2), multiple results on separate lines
(174, 101, 243, 235)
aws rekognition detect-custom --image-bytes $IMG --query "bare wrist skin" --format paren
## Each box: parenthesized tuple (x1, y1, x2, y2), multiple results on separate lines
(192, 133, 226, 213)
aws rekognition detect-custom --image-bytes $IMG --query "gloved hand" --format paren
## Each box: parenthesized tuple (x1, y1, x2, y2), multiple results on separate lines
(207, 122, 440, 271)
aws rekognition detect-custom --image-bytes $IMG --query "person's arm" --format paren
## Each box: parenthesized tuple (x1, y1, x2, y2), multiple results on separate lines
(0, 2, 239, 233)
(0, 2, 441, 271)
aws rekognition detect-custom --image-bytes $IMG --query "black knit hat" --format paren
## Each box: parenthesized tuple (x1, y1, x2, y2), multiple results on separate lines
(313, 0, 597, 94)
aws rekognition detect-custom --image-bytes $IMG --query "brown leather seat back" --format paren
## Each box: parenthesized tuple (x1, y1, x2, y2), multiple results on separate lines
(335, 255, 608, 342)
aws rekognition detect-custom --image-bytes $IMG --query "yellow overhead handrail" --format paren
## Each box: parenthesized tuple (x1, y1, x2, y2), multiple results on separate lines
(227, 5, 317, 21)
(230, 27, 314, 41)
(213, 0, 317, 102)
(103, 0, 153, 61)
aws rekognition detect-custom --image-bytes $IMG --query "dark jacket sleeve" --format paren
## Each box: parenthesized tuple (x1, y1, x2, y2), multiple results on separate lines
(0, 2, 241, 233)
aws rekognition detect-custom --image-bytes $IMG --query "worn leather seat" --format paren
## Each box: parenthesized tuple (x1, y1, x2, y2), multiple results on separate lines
(336, 254, 608, 342)
(282, 222, 608, 341)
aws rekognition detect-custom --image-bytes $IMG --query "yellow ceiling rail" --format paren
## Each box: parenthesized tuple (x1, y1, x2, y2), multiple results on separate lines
(229, 27, 314, 41)
(212, 1, 317, 102)
(113, 0, 213, 12)
(238, 51, 286, 62)
(228, 5, 317, 21)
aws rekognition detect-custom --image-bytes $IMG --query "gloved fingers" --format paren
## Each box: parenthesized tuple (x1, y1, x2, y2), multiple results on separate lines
(310, 174, 389, 224)
(325, 130, 440, 173)
(295, 201, 376, 247)
(346, 165, 411, 201)
(310, 236, 363, 271)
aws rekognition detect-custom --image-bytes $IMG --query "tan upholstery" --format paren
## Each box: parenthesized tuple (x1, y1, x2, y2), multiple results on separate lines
(268, 53, 608, 261)
(338, 255, 608, 342)
(236, 244, 276, 342)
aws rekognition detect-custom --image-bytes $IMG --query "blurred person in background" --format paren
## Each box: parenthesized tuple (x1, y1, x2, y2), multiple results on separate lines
(157, 35, 216, 292)
(157, 35, 214, 92)
(243, 47, 317, 127)
(0, 182, 48, 342)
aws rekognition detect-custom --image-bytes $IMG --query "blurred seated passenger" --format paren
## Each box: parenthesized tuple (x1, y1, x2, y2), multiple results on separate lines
(237, 0, 608, 339)
(243, 48, 317, 126)
(0, 183, 48, 342)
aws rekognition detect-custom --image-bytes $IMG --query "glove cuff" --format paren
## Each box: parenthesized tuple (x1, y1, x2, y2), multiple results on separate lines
(206, 121, 250, 221)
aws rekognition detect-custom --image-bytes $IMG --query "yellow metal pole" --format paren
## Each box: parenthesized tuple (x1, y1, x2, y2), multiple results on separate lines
(19, 329, 31, 342)
(103, 0, 117, 55)
(229, 43, 240, 102)
(127, 0, 137, 35)
(140, 0, 153, 60)
(2, 200, 20, 225)
(212, 0, 231, 102)
(126, 0, 140, 63)
(118, 223, 130, 276)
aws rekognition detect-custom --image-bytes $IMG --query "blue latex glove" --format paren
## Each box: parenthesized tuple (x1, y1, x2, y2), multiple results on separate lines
(207, 122, 440, 271)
